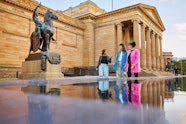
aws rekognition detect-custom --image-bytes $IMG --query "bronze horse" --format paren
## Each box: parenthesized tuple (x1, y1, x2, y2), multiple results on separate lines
(30, 6, 58, 53)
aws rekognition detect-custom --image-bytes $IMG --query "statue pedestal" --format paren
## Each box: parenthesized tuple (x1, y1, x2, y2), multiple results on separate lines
(20, 53, 64, 79)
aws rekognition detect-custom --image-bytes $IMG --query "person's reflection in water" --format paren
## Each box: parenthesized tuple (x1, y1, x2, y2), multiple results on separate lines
(114, 79, 128, 104)
(167, 79, 174, 92)
(26, 93, 53, 124)
(174, 77, 181, 90)
(127, 79, 141, 105)
(97, 80, 111, 101)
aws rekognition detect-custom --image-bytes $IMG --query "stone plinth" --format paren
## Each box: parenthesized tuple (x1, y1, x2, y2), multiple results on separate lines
(20, 60, 64, 79)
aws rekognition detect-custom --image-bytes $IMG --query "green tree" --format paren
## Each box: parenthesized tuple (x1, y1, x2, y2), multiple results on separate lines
(173, 59, 186, 75)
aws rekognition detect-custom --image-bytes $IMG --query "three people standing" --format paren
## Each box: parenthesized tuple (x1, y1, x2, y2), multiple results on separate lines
(97, 41, 141, 78)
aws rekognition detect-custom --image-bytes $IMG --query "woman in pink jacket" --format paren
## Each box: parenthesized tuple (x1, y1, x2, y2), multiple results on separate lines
(125, 41, 141, 77)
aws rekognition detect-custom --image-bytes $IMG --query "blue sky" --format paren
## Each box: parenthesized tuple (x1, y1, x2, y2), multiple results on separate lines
(36, 0, 186, 57)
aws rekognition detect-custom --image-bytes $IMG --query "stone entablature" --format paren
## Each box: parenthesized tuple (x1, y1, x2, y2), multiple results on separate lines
(1, 0, 84, 29)
(163, 52, 173, 57)
(78, 3, 165, 32)
(163, 52, 173, 70)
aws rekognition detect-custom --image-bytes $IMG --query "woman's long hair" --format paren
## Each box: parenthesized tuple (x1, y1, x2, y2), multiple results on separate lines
(129, 41, 136, 48)
(102, 49, 106, 55)
(119, 43, 126, 52)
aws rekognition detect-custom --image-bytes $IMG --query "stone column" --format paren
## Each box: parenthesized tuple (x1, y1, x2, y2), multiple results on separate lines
(152, 81, 157, 106)
(157, 81, 161, 107)
(117, 23, 123, 45)
(147, 81, 154, 123)
(151, 31, 156, 70)
(125, 26, 130, 44)
(159, 37, 164, 71)
(133, 19, 140, 48)
(155, 34, 160, 70)
(141, 81, 148, 105)
(83, 19, 95, 66)
(161, 80, 165, 109)
(141, 81, 148, 123)
(140, 23, 146, 70)
(146, 27, 152, 70)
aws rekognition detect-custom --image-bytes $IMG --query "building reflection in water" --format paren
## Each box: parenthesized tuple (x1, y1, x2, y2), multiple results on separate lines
(0, 78, 176, 123)
(113, 79, 168, 124)
(141, 79, 168, 123)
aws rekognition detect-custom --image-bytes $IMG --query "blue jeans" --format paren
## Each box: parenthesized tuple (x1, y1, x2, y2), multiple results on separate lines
(99, 63, 109, 77)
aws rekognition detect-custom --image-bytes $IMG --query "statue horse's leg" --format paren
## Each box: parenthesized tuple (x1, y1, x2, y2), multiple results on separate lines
(29, 32, 34, 54)
(48, 34, 53, 50)
(29, 38, 32, 54)
(42, 33, 49, 52)
(46, 34, 50, 51)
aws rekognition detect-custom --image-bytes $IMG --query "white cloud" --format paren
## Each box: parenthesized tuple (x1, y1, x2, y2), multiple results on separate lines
(162, 33, 186, 57)
(162, 22, 186, 57)
(174, 23, 186, 33)
(174, 23, 186, 41)
(132, 0, 177, 2)
(129, 0, 178, 4)
(159, 0, 167, 1)
(159, 0, 177, 2)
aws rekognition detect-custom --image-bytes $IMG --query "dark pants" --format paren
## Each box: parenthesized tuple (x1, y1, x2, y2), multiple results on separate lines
(128, 69, 139, 83)
(127, 72, 138, 77)
(128, 61, 138, 78)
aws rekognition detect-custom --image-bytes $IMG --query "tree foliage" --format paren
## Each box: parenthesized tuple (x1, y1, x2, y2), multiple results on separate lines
(173, 59, 186, 75)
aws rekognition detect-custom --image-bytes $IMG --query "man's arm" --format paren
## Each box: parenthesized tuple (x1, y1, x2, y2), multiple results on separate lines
(33, 3, 41, 20)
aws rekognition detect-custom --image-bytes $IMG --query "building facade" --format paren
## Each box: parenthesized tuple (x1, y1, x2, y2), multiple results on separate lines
(0, 0, 166, 77)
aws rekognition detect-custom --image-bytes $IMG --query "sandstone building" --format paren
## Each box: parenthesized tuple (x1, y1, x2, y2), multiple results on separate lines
(0, 0, 167, 77)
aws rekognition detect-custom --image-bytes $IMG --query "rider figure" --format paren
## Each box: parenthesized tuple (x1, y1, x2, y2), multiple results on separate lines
(33, 4, 42, 47)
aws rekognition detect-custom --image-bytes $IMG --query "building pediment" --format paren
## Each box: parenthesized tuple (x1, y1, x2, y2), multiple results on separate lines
(138, 4, 165, 31)
(94, 3, 165, 31)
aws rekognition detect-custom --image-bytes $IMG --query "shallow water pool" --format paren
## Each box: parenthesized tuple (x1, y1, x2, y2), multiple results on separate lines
(0, 76, 186, 124)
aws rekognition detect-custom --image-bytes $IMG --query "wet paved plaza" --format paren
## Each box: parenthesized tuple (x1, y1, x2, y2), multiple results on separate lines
(0, 76, 186, 124)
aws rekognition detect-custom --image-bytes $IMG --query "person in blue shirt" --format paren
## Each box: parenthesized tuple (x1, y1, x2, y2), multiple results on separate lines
(113, 43, 127, 78)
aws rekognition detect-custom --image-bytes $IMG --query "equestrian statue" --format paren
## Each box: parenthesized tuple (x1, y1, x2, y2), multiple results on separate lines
(28, 4, 61, 71)
(30, 3, 58, 53)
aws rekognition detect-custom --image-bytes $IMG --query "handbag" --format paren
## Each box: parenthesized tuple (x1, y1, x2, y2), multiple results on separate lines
(123, 72, 128, 77)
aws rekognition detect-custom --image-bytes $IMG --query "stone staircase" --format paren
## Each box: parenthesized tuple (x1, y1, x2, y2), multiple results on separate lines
(63, 66, 175, 77)
(140, 70, 174, 77)
(139, 70, 156, 77)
